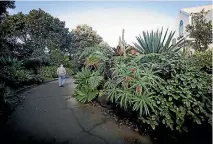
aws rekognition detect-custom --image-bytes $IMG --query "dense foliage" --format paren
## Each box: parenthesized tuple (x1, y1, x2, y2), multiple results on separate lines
(75, 68, 104, 103)
(0, 2, 212, 144)
(70, 24, 104, 72)
(0, 3, 74, 116)
(0, 1, 15, 22)
(0, 9, 72, 58)
(70, 24, 103, 55)
(74, 26, 212, 141)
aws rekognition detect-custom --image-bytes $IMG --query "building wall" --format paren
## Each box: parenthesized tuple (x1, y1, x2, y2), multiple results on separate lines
(177, 11, 189, 38)
(176, 9, 212, 39)
(174, 7, 212, 51)
(206, 9, 212, 22)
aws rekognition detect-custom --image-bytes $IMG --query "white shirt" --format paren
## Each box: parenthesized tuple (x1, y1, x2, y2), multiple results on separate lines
(57, 66, 66, 76)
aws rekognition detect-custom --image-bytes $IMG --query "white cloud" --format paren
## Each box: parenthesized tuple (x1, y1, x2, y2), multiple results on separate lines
(8, 9, 17, 15)
(56, 8, 177, 47)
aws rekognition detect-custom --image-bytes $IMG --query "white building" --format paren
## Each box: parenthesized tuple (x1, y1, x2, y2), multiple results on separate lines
(175, 5, 212, 49)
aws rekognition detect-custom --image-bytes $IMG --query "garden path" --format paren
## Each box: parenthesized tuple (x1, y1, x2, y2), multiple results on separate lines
(0, 78, 152, 144)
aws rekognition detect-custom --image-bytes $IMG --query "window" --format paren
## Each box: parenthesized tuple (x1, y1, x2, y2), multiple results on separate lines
(179, 20, 184, 36)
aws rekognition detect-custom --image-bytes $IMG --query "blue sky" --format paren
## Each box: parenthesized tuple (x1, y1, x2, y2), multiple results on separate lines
(13, 1, 212, 16)
(10, 1, 212, 46)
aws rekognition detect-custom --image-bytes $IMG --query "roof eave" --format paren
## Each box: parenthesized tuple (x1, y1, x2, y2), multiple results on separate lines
(180, 10, 190, 16)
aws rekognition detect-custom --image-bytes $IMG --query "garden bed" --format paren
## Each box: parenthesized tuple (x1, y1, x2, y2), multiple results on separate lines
(90, 100, 212, 144)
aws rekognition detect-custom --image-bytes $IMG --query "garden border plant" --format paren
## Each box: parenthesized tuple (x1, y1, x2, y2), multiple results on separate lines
(73, 28, 212, 144)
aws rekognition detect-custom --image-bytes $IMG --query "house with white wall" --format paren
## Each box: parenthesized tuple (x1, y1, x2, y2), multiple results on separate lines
(174, 5, 212, 49)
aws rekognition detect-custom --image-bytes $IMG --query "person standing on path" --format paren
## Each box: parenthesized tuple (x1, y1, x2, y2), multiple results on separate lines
(57, 64, 66, 87)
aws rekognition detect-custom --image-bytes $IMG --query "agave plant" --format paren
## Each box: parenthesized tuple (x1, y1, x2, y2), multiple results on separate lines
(133, 28, 183, 54)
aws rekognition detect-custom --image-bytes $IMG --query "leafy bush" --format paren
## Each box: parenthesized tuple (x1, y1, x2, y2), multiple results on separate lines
(39, 66, 74, 79)
(0, 56, 22, 67)
(103, 51, 212, 133)
(74, 68, 104, 103)
(49, 49, 73, 68)
(188, 50, 212, 73)
(0, 66, 43, 89)
(24, 58, 42, 74)
(40, 56, 51, 66)
(66, 67, 74, 76)
(39, 66, 58, 78)
(76, 44, 113, 72)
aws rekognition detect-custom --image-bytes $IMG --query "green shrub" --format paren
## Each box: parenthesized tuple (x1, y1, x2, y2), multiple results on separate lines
(188, 50, 212, 73)
(39, 66, 58, 78)
(73, 37, 212, 135)
(40, 56, 51, 66)
(0, 66, 43, 89)
(24, 58, 42, 74)
(0, 56, 22, 67)
(104, 52, 212, 133)
(74, 68, 104, 103)
(66, 67, 74, 76)
(39, 66, 74, 79)
(141, 52, 212, 132)
(49, 49, 74, 68)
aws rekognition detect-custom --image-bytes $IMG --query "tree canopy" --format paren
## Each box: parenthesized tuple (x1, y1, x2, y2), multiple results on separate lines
(70, 24, 103, 55)
(0, 1, 15, 22)
(186, 9, 212, 51)
(0, 9, 72, 59)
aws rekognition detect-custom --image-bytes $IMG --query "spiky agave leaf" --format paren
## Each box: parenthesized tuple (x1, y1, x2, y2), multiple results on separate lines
(133, 28, 183, 54)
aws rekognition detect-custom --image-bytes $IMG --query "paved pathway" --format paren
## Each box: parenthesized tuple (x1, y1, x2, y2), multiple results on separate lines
(0, 78, 152, 144)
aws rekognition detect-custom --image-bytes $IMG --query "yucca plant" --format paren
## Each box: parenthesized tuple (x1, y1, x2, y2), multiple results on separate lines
(133, 28, 183, 54)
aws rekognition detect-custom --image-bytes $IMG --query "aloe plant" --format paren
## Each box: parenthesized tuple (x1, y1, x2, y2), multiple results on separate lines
(104, 56, 162, 115)
(133, 28, 183, 54)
